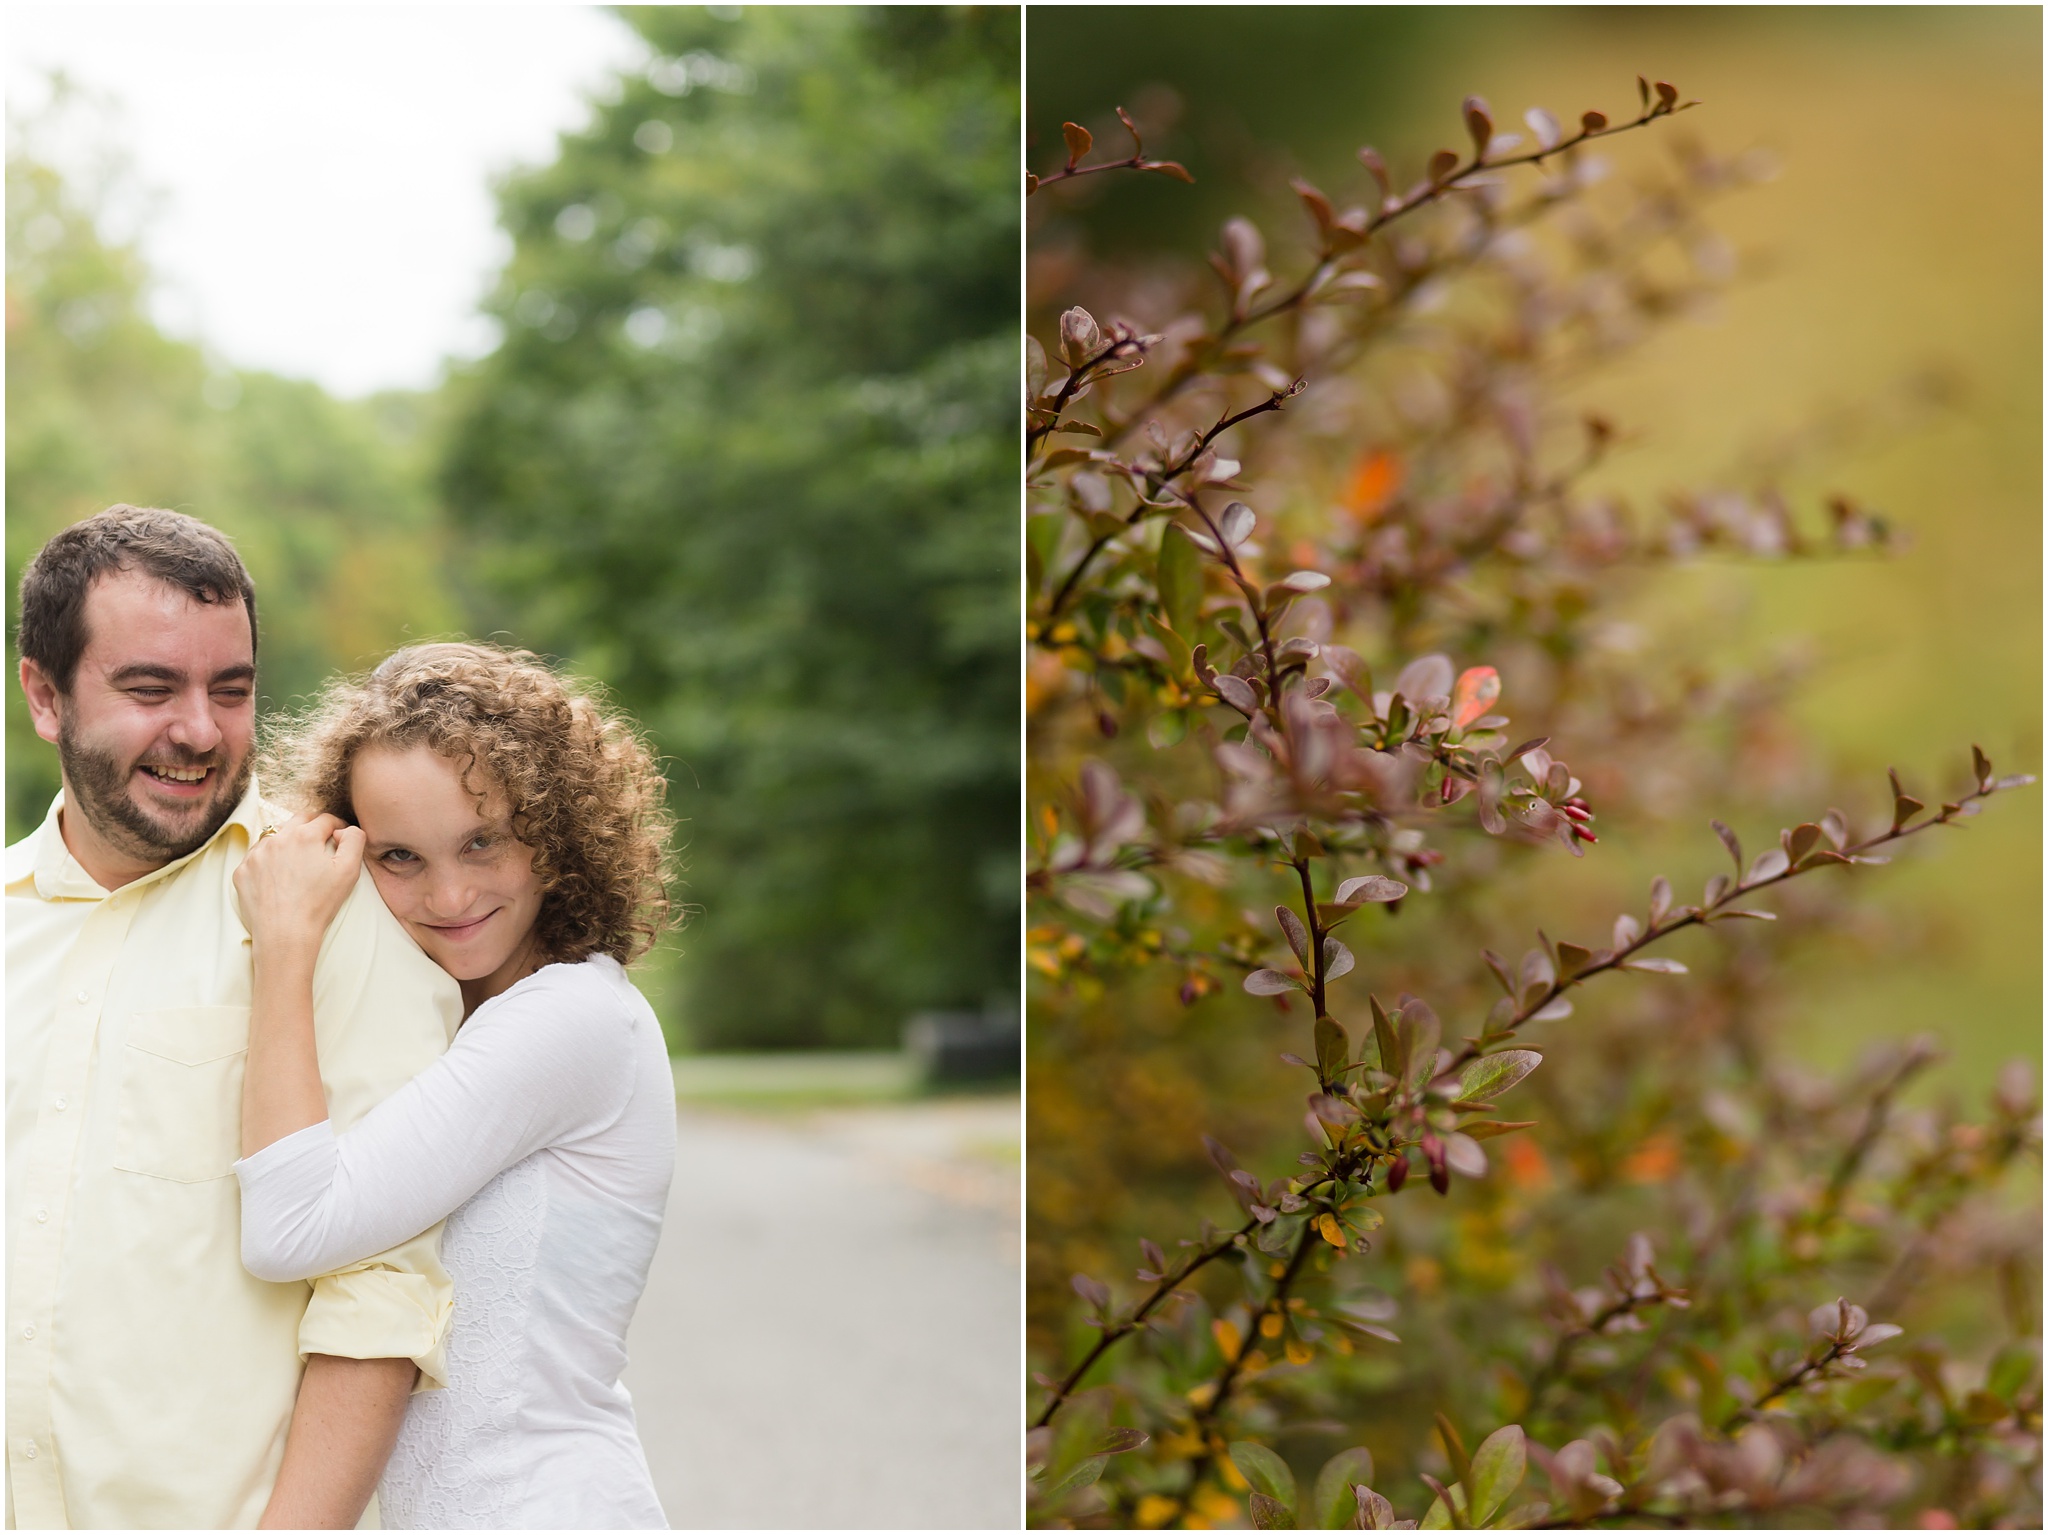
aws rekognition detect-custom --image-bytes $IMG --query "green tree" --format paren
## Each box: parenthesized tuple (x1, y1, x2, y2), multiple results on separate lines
(440, 7, 1020, 1049)
(6, 93, 458, 843)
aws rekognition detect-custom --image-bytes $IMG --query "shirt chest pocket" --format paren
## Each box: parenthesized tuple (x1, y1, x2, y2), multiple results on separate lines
(112, 1006, 250, 1183)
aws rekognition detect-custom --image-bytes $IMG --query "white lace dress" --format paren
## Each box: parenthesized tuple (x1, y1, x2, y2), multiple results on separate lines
(235, 957, 675, 1529)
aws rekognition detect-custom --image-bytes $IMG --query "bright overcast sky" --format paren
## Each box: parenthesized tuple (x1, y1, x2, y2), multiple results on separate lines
(7, 5, 650, 397)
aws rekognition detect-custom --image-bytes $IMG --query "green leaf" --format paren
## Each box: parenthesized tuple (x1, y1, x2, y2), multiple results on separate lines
(1027, 513, 1065, 588)
(1042, 1453, 1108, 1504)
(1310, 1447, 1376, 1529)
(1146, 708, 1189, 750)
(1988, 1340, 2038, 1403)
(1400, 1002, 1442, 1094)
(1370, 996, 1399, 1080)
(1250, 1490, 1298, 1529)
(1458, 1050, 1541, 1103)
(1144, 612, 1193, 679)
(1460, 1119, 1538, 1141)
(1218, 612, 1257, 655)
(1042, 1386, 1114, 1489)
(1434, 1414, 1472, 1490)
(1961, 1389, 2008, 1425)
(1253, 1218, 1295, 1255)
(1314, 1016, 1350, 1081)
(1420, 1493, 1453, 1529)
(1554, 941, 1594, 982)
(1157, 523, 1205, 637)
(1229, 1441, 1298, 1512)
(1467, 1425, 1526, 1525)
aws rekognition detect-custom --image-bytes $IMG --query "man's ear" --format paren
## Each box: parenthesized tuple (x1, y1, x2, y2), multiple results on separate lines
(20, 657, 65, 746)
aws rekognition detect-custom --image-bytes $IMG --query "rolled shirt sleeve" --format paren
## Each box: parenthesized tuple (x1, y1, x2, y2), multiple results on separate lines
(290, 867, 463, 1388)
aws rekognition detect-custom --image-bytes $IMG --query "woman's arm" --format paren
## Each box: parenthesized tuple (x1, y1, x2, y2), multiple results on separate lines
(234, 814, 366, 1158)
(259, 1354, 417, 1529)
(237, 965, 634, 1282)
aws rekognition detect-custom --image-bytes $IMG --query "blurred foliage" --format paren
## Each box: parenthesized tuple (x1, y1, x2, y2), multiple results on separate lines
(7, 7, 1020, 1054)
(1025, 17, 2039, 1528)
(5, 101, 458, 841)
(1030, 4, 2042, 1093)
(439, 5, 1019, 1049)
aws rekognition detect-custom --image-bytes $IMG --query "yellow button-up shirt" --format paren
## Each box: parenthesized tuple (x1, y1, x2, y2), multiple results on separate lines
(5, 783, 461, 1530)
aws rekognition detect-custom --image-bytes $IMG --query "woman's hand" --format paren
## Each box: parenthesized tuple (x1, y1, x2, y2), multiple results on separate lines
(237, 813, 356, 1159)
(235, 813, 366, 959)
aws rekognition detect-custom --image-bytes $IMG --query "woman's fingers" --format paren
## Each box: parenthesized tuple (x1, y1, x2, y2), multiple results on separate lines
(246, 814, 362, 887)
(280, 812, 344, 845)
(239, 812, 362, 945)
(260, 813, 352, 856)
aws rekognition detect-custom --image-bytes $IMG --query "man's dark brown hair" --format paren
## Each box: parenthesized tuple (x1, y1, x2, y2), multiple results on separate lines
(14, 505, 259, 691)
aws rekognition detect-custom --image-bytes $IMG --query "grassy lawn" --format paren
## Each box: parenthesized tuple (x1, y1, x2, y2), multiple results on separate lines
(670, 1051, 1020, 1111)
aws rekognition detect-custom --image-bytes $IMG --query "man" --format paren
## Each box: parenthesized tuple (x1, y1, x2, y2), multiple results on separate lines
(6, 506, 462, 1529)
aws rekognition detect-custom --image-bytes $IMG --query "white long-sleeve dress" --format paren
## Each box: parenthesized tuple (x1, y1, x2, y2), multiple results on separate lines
(235, 956, 676, 1529)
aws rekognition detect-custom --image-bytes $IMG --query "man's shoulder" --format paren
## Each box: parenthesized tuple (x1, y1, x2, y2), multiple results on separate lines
(4, 825, 42, 889)
(4, 793, 61, 891)
(309, 872, 461, 1105)
(314, 867, 463, 1043)
(324, 867, 442, 972)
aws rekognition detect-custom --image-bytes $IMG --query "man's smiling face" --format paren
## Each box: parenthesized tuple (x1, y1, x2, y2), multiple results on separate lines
(25, 567, 257, 881)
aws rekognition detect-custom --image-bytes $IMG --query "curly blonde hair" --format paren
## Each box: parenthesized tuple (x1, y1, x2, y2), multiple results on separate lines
(263, 642, 676, 965)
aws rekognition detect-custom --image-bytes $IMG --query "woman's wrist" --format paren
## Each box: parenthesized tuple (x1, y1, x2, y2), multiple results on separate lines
(251, 929, 325, 972)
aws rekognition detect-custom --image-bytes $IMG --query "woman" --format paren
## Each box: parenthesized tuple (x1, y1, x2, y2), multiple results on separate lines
(231, 642, 677, 1529)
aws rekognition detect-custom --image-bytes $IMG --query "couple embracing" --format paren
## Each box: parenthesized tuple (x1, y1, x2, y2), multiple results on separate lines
(7, 505, 677, 1529)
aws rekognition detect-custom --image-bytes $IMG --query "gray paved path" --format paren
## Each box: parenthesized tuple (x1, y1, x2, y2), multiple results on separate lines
(622, 1098, 1021, 1529)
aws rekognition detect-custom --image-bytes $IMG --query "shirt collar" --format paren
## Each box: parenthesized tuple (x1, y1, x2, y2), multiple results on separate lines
(18, 780, 270, 903)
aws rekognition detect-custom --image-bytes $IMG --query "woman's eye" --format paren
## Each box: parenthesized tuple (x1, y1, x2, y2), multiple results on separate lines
(381, 849, 419, 867)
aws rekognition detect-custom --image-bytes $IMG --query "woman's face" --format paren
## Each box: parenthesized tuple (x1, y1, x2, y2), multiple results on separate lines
(352, 744, 545, 1006)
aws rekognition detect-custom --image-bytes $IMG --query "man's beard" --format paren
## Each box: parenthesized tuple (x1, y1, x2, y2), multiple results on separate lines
(57, 722, 251, 867)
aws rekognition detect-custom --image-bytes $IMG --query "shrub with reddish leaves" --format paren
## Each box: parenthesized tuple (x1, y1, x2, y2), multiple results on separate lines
(1026, 79, 2039, 1530)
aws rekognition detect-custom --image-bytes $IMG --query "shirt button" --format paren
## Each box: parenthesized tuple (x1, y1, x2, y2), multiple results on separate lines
(52, 1097, 65, 1111)
(74, 990, 88, 1004)
(34, 1210, 47, 1224)
(20, 1326, 32, 1341)
(23, 1441, 36, 1459)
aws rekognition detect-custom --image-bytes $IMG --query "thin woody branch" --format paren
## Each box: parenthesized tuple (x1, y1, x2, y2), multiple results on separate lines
(1031, 767, 2025, 1434)
(1041, 382, 1302, 619)
(1099, 94, 1698, 449)
(1454, 777, 2012, 1073)
(1028, 109, 1193, 196)
(1160, 1217, 1323, 1530)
